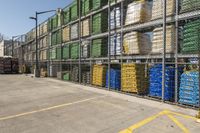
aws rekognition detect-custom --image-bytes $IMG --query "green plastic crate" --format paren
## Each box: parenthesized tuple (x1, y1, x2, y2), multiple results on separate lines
(70, 0, 79, 21)
(56, 47, 62, 60)
(92, 11, 108, 35)
(63, 8, 71, 24)
(181, 0, 200, 13)
(50, 48, 56, 60)
(91, 38, 108, 57)
(62, 45, 70, 59)
(51, 32, 57, 46)
(63, 72, 70, 81)
(70, 43, 79, 59)
(82, 0, 92, 16)
(92, 0, 108, 10)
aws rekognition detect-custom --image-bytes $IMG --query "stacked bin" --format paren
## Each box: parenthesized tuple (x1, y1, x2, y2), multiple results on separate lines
(82, 0, 92, 15)
(151, 0, 175, 20)
(181, 0, 200, 13)
(62, 44, 70, 59)
(71, 23, 79, 40)
(70, 43, 79, 59)
(92, 65, 107, 86)
(91, 38, 108, 58)
(81, 66, 90, 84)
(110, 34, 121, 56)
(63, 71, 70, 81)
(63, 8, 70, 24)
(62, 26, 70, 42)
(50, 48, 56, 60)
(106, 68, 121, 91)
(121, 64, 148, 94)
(70, 0, 79, 21)
(110, 7, 121, 30)
(56, 47, 62, 60)
(92, 11, 108, 35)
(81, 40, 90, 58)
(125, 0, 151, 25)
(71, 66, 79, 82)
(123, 32, 151, 55)
(179, 71, 199, 106)
(51, 30, 62, 46)
(149, 64, 182, 101)
(181, 20, 200, 53)
(152, 25, 175, 54)
(81, 18, 90, 37)
(92, 0, 107, 10)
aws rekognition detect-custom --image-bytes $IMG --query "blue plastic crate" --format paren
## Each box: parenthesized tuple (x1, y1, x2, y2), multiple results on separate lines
(106, 69, 121, 90)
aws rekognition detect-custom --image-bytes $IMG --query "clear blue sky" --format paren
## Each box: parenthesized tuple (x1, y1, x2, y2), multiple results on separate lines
(0, 0, 73, 38)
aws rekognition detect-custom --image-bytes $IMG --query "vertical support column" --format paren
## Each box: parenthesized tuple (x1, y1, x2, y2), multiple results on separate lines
(120, 0, 124, 89)
(79, 0, 82, 83)
(108, 1, 111, 90)
(60, 12, 63, 74)
(175, 0, 179, 103)
(35, 12, 40, 77)
(162, 0, 167, 101)
(90, 11, 93, 85)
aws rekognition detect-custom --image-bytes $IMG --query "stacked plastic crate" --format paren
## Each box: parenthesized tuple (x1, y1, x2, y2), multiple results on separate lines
(179, 71, 199, 106)
(63, 8, 70, 24)
(92, 65, 107, 86)
(81, 66, 90, 84)
(50, 48, 56, 60)
(81, 18, 90, 37)
(82, 0, 92, 15)
(70, 43, 79, 59)
(121, 64, 148, 94)
(63, 71, 70, 81)
(149, 64, 180, 101)
(71, 66, 79, 82)
(91, 38, 108, 58)
(181, 0, 200, 13)
(62, 44, 70, 59)
(151, 0, 175, 20)
(123, 32, 151, 55)
(56, 47, 62, 60)
(152, 25, 175, 54)
(81, 40, 90, 58)
(181, 20, 200, 53)
(110, 34, 121, 56)
(110, 6, 121, 30)
(92, 0, 107, 10)
(125, 0, 151, 25)
(62, 26, 70, 42)
(71, 23, 79, 40)
(106, 68, 121, 91)
(70, 0, 79, 21)
(92, 11, 108, 35)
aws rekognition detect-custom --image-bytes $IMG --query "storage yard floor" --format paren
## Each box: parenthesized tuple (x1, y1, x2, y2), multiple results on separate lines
(0, 75, 200, 133)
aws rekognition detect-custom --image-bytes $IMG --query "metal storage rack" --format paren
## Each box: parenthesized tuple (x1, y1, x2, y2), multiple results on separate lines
(16, 0, 200, 108)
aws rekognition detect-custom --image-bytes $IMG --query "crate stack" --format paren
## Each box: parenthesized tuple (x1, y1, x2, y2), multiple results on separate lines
(125, 0, 151, 25)
(152, 25, 175, 54)
(71, 23, 79, 40)
(51, 30, 62, 46)
(179, 71, 199, 106)
(92, 0, 107, 10)
(50, 48, 56, 60)
(106, 68, 121, 91)
(62, 26, 70, 42)
(82, 0, 92, 15)
(123, 32, 151, 55)
(70, 0, 79, 21)
(56, 47, 62, 60)
(82, 67, 90, 84)
(110, 34, 121, 56)
(70, 43, 79, 59)
(3, 57, 12, 74)
(181, 20, 200, 53)
(71, 66, 79, 82)
(62, 44, 70, 59)
(121, 64, 148, 94)
(110, 7, 121, 30)
(91, 38, 108, 57)
(92, 65, 107, 86)
(81, 18, 90, 37)
(0, 57, 4, 73)
(151, 0, 175, 20)
(63, 8, 70, 25)
(63, 71, 71, 81)
(92, 11, 108, 35)
(181, 0, 200, 13)
(81, 41, 90, 58)
(149, 64, 180, 101)
(11, 58, 19, 74)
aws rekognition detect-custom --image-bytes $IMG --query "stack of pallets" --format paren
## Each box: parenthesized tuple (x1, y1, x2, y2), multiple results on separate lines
(91, 38, 108, 58)
(106, 68, 121, 91)
(70, 43, 79, 59)
(179, 71, 199, 106)
(121, 64, 148, 94)
(181, 20, 200, 53)
(110, 7, 121, 30)
(71, 23, 79, 40)
(110, 34, 121, 56)
(81, 41, 90, 58)
(82, 71, 90, 84)
(92, 65, 107, 86)
(71, 66, 79, 82)
(181, 0, 200, 13)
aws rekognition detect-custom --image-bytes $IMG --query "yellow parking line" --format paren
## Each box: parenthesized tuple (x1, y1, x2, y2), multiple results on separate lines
(169, 111, 197, 120)
(119, 111, 166, 133)
(167, 114, 190, 133)
(0, 96, 105, 121)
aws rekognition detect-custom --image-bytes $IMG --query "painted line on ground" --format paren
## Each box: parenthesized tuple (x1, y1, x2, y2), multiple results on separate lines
(0, 95, 105, 121)
(119, 110, 196, 133)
